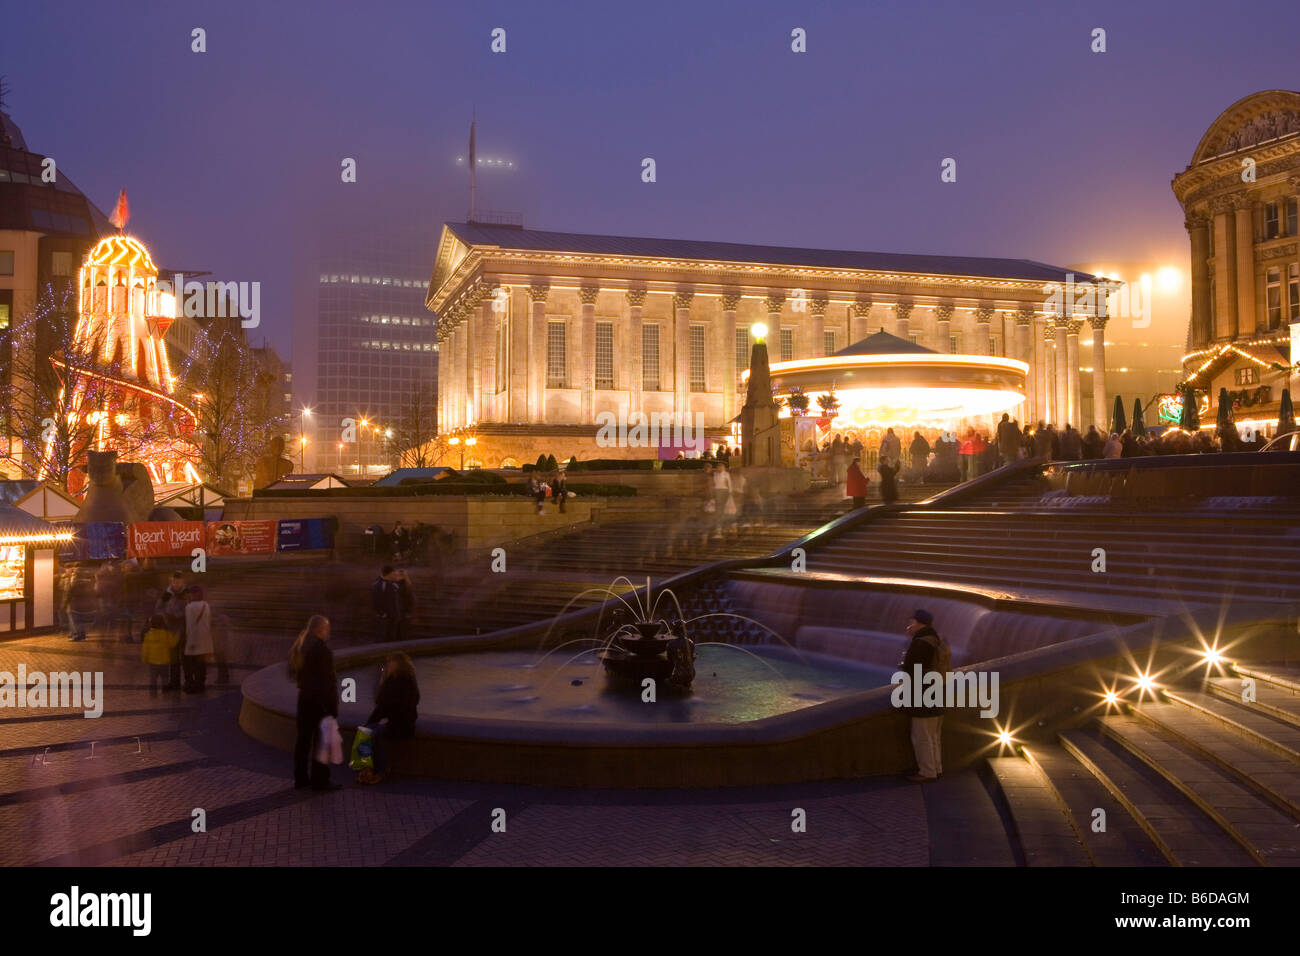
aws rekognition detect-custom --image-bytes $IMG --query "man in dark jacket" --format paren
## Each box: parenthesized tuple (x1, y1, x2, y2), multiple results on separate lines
(900, 609, 947, 783)
(996, 413, 1020, 466)
(1082, 424, 1104, 460)
(371, 566, 407, 643)
(292, 619, 339, 791)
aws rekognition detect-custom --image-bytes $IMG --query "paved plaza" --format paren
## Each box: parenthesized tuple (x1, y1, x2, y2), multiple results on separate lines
(0, 630, 1018, 867)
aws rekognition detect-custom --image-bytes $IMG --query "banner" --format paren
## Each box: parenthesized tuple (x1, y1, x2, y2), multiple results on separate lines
(127, 521, 205, 558)
(54, 522, 127, 562)
(207, 520, 276, 555)
(276, 518, 335, 552)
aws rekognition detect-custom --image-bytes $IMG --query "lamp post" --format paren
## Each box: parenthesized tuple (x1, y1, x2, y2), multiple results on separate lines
(298, 407, 312, 472)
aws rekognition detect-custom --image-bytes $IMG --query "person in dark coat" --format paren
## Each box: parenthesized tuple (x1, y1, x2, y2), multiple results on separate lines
(899, 609, 947, 783)
(371, 565, 406, 643)
(357, 652, 421, 785)
(1081, 425, 1104, 460)
(996, 413, 1020, 466)
(876, 456, 900, 504)
(66, 567, 98, 642)
(845, 458, 869, 509)
(289, 615, 339, 791)
(908, 432, 931, 480)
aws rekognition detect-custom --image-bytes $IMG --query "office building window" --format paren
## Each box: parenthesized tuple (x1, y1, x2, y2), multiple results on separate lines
(689, 325, 706, 391)
(1265, 202, 1280, 240)
(950, 334, 961, 353)
(824, 330, 836, 356)
(1289, 263, 1299, 321)
(595, 321, 614, 390)
(547, 321, 567, 388)
(989, 334, 1001, 356)
(50, 251, 73, 276)
(735, 327, 751, 375)
(1267, 267, 1282, 328)
(909, 333, 920, 346)
(0, 251, 13, 276)
(780, 328, 794, 362)
(495, 316, 508, 393)
(642, 324, 660, 391)
(1287, 198, 1299, 237)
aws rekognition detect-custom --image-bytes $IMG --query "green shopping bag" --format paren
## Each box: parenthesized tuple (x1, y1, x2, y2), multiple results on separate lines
(349, 725, 375, 771)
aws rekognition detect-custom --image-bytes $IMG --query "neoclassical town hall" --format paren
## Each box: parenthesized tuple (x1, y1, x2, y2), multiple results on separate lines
(426, 220, 1111, 465)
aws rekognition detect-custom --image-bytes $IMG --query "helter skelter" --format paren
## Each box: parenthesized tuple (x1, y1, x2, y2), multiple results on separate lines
(46, 212, 200, 493)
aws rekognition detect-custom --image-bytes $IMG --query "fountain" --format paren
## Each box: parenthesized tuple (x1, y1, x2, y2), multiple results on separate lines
(597, 611, 698, 693)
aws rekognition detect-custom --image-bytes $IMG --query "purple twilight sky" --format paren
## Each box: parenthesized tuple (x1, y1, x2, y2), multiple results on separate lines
(4, 0, 1299, 356)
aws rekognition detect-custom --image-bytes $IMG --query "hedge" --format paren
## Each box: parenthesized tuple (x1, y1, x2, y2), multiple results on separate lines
(252, 482, 636, 499)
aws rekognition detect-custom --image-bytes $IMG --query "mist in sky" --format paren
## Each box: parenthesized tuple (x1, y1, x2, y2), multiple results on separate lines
(5, 0, 1298, 356)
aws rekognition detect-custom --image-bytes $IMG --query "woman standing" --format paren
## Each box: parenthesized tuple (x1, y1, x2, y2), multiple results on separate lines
(66, 567, 98, 642)
(357, 653, 421, 785)
(288, 615, 340, 792)
(182, 585, 214, 693)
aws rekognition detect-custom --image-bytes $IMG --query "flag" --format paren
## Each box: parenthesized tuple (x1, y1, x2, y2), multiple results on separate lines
(109, 189, 129, 231)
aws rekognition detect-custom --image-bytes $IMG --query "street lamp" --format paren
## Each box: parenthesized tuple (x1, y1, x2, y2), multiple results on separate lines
(298, 407, 312, 472)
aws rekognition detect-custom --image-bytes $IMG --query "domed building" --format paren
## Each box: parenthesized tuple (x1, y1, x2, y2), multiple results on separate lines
(1172, 90, 1300, 433)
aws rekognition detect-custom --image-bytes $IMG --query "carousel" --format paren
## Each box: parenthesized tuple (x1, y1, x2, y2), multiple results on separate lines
(754, 329, 1028, 466)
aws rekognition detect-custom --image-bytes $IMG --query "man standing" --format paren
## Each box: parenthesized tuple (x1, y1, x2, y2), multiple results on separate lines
(996, 413, 1020, 467)
(901, 609, 948, 783)
(371, 565, 404, 643)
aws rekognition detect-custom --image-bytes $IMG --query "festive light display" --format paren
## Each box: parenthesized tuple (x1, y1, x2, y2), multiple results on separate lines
(48, 235, 199, 489)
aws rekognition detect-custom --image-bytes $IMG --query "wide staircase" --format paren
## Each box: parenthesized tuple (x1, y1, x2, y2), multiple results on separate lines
(198, 479, 945, 647)
(987, 662, 1300, 866)
(799, 462, 1300, 612)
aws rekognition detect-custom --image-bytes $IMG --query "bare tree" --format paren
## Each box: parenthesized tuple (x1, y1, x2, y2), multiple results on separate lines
(385, 383, 440, 467)
(177, 317, 287, 489)
(0, 282, 170, 491)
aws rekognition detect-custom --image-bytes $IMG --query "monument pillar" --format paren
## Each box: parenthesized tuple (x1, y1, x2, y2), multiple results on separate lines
(895, 301, 912, 341)
(974, 305, 994, 355)
(1065, 318, 1082, 426)
(1054, 318, 1069, 426)
(852, 299, 872, 343)
(579, 286, 599, 421)
(720, 291, 740, 423)
(1186, 213, 1212, 348)
(1089, 314, 1109, 431)
(1015, 308, 1034, 422)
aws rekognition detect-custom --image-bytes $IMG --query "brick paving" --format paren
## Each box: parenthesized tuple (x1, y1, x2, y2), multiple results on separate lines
(0, 630, 995, 867)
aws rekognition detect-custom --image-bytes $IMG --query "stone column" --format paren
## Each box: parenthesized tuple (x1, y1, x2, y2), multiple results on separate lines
(1089, 315, 1108, 430)
(674, 291, 694, 416)
(1040, 320, 1055, 425)
(935, 304, 953, 352)
(809, 297, 828, 356)
(1053, 318, 1069, 425)
(895, 301, 913, 341)
(627, 288, 646, 417)
(1015, 308, 1034, 422)
(1233, 196, 1255, 338)
(528, 283, 549, 424)
(507, 289, 527, 422)
(477, 296, 495, 425)
(1211, 197, 1235, 340)
(1186, 212, 1212, 348)
(720, 291, 740, 422)
(974, 305, 994, 355)
(852, 299, 872, 343)
(1065, 318, 1082, 426)
(578, 286, 599, 421)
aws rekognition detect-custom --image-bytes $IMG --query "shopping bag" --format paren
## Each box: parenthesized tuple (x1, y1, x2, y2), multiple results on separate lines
(349, 725, 375, 771)
(315, 716, 344, 765)
(724, 494, 738, 516)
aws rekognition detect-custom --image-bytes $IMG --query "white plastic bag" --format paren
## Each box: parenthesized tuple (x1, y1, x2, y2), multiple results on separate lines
(316, 716, 344, 765)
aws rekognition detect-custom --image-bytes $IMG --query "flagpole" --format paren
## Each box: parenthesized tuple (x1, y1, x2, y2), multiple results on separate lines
(469, 115, 477, 222)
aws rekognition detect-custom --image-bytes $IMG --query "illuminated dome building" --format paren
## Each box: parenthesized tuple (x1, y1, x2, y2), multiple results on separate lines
(53, 235, 199, 489)
(1172, 90, 1300, 434)
(762, 329, 1027, 447)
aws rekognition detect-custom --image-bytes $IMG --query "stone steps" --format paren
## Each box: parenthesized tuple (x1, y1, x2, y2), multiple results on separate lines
(1057, 726, 1257, 866)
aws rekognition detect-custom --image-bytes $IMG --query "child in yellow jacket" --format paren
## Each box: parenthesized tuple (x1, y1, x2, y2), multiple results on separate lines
(141, 614, 179, 695)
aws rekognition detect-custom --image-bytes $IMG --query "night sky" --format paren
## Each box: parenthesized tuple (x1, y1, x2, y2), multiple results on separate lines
(5, 0, 1299, 356)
